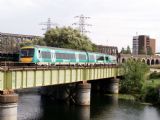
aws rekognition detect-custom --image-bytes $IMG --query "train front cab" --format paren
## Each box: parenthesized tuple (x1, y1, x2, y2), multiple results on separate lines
(19, 47, 35, 63)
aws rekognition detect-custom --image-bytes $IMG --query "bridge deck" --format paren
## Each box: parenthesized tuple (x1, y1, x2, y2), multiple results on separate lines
(0, 66, 121, 90)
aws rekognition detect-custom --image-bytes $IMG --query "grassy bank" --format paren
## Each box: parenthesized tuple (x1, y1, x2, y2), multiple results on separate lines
(147, 79, 160, 87)
(139, 78, 160, 104)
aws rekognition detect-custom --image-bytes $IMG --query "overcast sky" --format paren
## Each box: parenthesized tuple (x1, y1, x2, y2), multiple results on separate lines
(0, 0, 160, 52)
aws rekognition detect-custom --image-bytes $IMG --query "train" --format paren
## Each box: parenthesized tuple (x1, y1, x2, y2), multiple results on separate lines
(19, 45, 117, 65)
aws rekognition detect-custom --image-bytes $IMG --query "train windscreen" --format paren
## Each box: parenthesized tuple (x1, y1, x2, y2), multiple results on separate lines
(20, 48, 34, 57)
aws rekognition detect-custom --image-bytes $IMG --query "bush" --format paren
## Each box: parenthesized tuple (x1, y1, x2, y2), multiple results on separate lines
(150, 72, 160, 79)
(142, 86, 159, 103)
(120, 60, 149, 94)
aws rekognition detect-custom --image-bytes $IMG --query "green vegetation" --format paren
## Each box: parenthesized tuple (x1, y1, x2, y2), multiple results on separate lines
(20, 37, 46, 47)
(120, 45, 131, 54)
(44, 26, 97, 51)
(145, 71, 160, 103)
(120, 59, 160, 104)
(149, 72, 160, 79)
(120, 59, 149, 94)
(19, 27, 97, 52)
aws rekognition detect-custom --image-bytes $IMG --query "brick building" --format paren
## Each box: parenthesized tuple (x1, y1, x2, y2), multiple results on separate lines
(132, 35, 156, 55)
(96, 45, 118, 55)
(0, 32, 40, 54)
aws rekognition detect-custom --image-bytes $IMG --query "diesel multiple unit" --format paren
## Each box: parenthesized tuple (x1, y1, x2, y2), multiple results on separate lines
(19, 45, 117, 65)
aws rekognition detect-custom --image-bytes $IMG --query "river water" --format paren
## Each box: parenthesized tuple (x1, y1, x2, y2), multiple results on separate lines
(17, 93, 160, 120)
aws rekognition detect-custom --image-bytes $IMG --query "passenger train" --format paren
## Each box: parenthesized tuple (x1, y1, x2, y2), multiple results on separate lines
(19, 45, 117, 65)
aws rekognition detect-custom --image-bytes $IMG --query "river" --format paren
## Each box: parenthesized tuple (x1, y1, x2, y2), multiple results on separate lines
(16, 93, 160, 120)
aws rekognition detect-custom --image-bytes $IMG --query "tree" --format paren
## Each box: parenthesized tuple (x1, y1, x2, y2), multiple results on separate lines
(120, 47, 125, 54)
(126, 45, 131, 54)
(44, 27, 95, 51)
(120, 59, 149, 94)
(19, 37, 46, 47)
(120, 46, 131, 54)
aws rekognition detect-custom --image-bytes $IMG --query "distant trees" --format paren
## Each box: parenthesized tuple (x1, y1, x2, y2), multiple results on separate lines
(44, 27, 97, 51)
(19, 37, 46, 47)
(120, 45, 131, 54)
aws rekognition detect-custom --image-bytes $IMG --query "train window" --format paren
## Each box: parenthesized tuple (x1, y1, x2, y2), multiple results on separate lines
(56, 53, 75, 59)
(41, 51, 51, 59)
(21, 49, 34, 57)
(105, 57, 109, 61)
(96, 56, 104, 61)
(79, 54, 86, 60)
(89, 55, 94, 60)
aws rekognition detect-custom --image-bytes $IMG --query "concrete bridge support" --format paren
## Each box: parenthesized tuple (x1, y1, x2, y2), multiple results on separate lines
(106, 78, 119, 94)
(40, 83, 91, 106)
(92, 78, 119, 94)
(0, 94, 18, 120)
(75, 83, 91, 106)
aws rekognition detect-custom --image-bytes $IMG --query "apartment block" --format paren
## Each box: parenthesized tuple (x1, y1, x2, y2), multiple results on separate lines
(132, 35, 156, 55)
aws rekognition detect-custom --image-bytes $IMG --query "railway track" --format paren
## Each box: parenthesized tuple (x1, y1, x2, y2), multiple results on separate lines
(0, 61, 118, 70)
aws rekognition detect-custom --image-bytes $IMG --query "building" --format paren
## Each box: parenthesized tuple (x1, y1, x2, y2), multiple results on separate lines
(96, 45, 118, 56)
(0, 32, 40, 54)
(132, 35, 156, 55)
(0, 32, 40, 61)
(132, 36, 139, 55)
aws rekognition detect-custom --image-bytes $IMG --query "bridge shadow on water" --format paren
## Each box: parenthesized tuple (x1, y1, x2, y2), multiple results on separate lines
(16, 92, 160, 120)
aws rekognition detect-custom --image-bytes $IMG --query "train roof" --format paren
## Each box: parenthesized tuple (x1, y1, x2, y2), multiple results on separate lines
(22, 45, 87, 52)
(21, 45, 114, 56)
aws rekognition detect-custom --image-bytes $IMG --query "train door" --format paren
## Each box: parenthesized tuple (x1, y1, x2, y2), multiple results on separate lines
(51, 50, 55, 63)
(37, 49, 42, 62)
(75, 53, 79, 63)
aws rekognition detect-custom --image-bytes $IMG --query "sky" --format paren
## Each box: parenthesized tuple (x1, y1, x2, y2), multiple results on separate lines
(0, 0, 160, 52)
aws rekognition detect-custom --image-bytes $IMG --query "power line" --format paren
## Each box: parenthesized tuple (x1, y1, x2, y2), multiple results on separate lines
(73, 14, 91, 35)
(39, 18, 58, 32)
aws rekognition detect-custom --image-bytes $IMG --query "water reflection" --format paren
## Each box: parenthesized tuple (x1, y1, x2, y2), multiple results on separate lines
(0, 116, 17, 120)
(17, 93, 160, 120)
(0, 103, 18, 120)
(18, 94, 42, 120)
(40, 96, 90, 120)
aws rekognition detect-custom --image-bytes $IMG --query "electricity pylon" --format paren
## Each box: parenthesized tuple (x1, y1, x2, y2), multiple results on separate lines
(73, 14, 91, 35)
(40, 18, 58, 32)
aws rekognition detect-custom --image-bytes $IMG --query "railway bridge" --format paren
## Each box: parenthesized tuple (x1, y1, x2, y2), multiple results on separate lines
(0, 65, 121, 120)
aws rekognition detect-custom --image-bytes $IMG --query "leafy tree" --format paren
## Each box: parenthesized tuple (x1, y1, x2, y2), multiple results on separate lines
(44, 27, 95, 51)
(19, 39, 33, 47)
(120, 47, 125, 54)
(19, 37, 46, 47)
(120, 59, 149, 94)
(121, 46, 131, 54)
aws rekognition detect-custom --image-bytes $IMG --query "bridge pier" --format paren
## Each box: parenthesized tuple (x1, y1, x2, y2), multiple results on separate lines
(55, 86, 70, 101)
(91, 78, 119, 94)
(0, 94, 18, 120)
(106, 78, 119, 94)
(75, 83, 91, 106)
